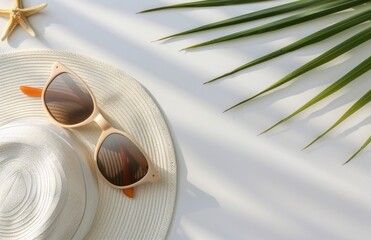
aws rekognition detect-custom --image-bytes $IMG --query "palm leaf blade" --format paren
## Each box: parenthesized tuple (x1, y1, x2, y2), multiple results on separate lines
(344, 136, 371, 163)
(261, 57, 371, 135)
(139, 0, 270, 13)
(207, 8, 371, 83)
(304, 89, 371, 149)
(225, 25, 371, 112)
(184, 0, 367, 50)
(157, 0, 325, 40)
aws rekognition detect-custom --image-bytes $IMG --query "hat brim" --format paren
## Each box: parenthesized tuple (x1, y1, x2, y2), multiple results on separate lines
(0, 50, 177, 240)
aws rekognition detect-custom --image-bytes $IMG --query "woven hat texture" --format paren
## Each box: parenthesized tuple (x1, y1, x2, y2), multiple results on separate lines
(0, 118, 99, 240)
(0, 50, 177, 240)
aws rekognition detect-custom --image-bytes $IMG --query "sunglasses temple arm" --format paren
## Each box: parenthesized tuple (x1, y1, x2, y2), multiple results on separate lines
(20, 85, 88, 106)
(19, 86, 42, 97)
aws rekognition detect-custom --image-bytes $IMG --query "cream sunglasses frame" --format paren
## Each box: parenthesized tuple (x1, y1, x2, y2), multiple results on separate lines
(40, 62, 159, 190)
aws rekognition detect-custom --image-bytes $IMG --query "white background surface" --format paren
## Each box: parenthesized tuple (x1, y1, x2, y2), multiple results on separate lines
(0, 0, 370, 239)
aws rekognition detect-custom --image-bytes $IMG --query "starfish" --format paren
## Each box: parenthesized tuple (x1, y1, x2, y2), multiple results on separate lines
(0, 0, 47, 41)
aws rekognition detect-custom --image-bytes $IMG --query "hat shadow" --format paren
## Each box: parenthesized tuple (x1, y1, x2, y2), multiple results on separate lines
(168, 138, 220, 240)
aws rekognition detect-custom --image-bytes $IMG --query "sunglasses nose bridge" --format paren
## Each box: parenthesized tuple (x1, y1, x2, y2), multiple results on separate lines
(94, 113, 112, 131)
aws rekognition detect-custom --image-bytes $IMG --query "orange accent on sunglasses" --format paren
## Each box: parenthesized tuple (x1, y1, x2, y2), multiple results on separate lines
(20, 86, 42, 97)
(123, 188, 134, 198)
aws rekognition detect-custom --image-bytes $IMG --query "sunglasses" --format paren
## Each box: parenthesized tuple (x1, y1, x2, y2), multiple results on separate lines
(20, 62, 159, 198)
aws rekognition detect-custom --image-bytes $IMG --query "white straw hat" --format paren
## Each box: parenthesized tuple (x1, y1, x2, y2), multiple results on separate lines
(0, 118, 98, 240)
(0, 50, 177, 240)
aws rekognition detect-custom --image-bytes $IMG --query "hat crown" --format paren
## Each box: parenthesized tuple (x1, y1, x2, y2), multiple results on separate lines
(0, 171, 25, 211)
(0, 119, 98, 240)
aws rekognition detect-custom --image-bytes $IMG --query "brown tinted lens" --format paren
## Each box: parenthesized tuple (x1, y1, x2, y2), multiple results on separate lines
(97, 133, 149, 187)
(44, 73, 94, 125)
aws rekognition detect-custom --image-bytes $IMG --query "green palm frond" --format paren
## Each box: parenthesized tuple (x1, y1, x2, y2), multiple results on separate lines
(139, 0, 270, 13)
(345, 136, 371, 164)
(155, 0, 325, 41)
(304, 89, 371, 150)
(141, 0, 371, 160)
(182, 0, 367, 50)
(207, 8, 371, 83)
(225, 26, 371, 111)
(259, 56, 371, 135)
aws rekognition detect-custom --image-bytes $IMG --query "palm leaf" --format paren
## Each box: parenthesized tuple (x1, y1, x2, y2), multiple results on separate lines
(207, 8, 371, 83)
(345, 136, 371, 164)
(183, 0, 368, 50)
(260, 56, 371, 135)
(225, 25, 371, 112)
(303, 89, 371, 149)
(155, 0, 326, 41)
(139, 0, 270, 13)
(143, 0, 370, 161)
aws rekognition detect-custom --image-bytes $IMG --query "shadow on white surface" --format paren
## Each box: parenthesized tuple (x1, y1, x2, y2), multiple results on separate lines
(0, 0, 370, 239)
